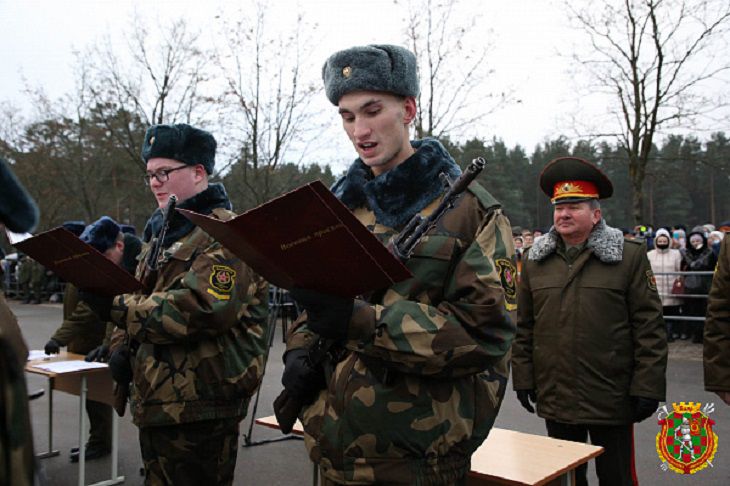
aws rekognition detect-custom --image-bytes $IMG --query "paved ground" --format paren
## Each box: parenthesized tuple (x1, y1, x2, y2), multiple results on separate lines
(11, 300, 730, 485)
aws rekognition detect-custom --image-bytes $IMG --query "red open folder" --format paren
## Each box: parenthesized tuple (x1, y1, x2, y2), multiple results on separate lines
(178, 180, 412, 298)
(13, 227, 142, 296)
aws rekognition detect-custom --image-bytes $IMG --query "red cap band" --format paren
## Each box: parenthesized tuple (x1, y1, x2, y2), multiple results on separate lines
(551, 180, 599, 203)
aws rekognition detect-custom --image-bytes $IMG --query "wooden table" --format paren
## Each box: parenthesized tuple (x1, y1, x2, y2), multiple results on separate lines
(26, 351, 124, 486)
(255, 416, 602, 486)
(467, 428, 603, 485)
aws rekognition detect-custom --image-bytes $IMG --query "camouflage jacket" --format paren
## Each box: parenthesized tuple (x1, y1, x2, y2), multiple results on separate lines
(705, 237, 730, 393)
(287, 139, 516, 485)
(0, 293, 35, 486)
(50, 284, 106, 354)
(111, 185, 269, 427)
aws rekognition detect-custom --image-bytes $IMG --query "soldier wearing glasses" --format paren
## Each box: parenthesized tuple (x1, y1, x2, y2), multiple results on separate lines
(99, 124, 269, 485)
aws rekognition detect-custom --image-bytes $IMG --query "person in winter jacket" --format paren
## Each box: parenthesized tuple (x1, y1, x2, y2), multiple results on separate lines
(681, 227, 717, 343)
(648, 228, 683, 341)
(512, 157, 667, 486)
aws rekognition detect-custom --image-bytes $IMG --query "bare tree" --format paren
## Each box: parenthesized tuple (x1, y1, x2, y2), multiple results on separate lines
(212, 2, 321, 209)
(83, 15, 211, 171)
(567, 0, 730, 224)
(398, 0, 510, 139)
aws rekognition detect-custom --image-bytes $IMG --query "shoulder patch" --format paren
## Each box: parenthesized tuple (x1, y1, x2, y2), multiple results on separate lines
(646, 269, 657, 291)
(495, 258, 517, 311)
(207, 265, 236, 300)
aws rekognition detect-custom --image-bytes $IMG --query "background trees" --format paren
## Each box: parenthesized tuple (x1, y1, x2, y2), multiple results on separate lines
(566, 0, 730, 224)
(2, 0, 730, 250)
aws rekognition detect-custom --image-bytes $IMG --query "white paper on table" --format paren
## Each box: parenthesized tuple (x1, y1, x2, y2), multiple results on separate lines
(27, 350, 49, 361)
(32, 360, 108, 373)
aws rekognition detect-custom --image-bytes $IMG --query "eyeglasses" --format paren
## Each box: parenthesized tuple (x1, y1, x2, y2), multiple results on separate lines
(143, 166, 189, 186)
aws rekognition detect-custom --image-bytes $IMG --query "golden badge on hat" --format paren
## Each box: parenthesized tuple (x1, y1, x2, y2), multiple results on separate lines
(556, 182, 580, 197)
(342, 66, 352, 78)
(149, 136, 155, 146)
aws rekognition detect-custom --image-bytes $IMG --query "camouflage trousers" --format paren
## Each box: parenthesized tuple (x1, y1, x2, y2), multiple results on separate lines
(139, 417, 241, 486)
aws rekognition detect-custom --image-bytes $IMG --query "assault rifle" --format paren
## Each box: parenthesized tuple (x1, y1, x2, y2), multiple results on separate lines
(273, 157, 487, 433)
(112, 194, 177, 416)
(141, 195, 177, 291)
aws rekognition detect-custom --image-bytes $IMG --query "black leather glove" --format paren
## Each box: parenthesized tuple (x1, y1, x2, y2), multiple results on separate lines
(631, 396, 659, 423)
(516, 389, 537, 414)
(44, 338, 60, 355)
(85, 344, 110, 362)
(78, 290, 114, 322)
(108, 345, 133, 385)
(281, 349, 326, 403)
(289, 287, 354, 341)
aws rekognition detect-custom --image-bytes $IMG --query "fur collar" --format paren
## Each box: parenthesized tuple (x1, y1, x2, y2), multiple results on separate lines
(332, 138, 462, 228)
(143, 182, 232, 247)
(529, 220, 624, 263)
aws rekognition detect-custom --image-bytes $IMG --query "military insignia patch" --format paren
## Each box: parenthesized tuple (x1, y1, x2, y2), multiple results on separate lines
(342, 65, 352, 78)
(207, 265, 236, 300)
(646, 270, 657, 291)
(495, 258, 517, 311)
(656, 402, 718, 475)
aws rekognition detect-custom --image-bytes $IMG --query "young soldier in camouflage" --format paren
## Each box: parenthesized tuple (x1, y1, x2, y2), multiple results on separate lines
(45, 217, 142, 463)
(102, 124, 269, 485)
(0, 157, 39, 486)
(282, 45, 516, 485)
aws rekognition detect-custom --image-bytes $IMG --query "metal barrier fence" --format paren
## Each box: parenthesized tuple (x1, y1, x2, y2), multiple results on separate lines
(655, 270, 713, 322)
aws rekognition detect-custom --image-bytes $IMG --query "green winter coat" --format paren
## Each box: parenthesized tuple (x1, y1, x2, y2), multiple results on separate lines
(704, 237, 730, 393)
(0, 293, 35, 486)
(112, 204, 269, 428)
(289, 139, 516, 485)
(512, 221, 668, 425)
(51, 284, 107, 354)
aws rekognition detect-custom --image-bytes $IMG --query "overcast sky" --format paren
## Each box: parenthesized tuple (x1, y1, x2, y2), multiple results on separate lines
(0, 0, 726, 171)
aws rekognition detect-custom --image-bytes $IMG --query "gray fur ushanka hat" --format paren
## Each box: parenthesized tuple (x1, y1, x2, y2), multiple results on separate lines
(141, 123, 217, 175)
(322, 44, 419, 105)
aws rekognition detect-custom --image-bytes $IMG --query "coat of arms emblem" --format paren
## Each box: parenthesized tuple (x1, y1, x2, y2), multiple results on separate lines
(656, 402, 718, 474)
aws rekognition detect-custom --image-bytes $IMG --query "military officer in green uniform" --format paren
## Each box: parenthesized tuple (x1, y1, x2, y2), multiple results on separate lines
(704, 237, 730, 406)
(99, 124, 269, 485)
(0, 157, 38, 486)
(44, 217, 141, 462)
(512, 157, 668, 486)
(281, 44, 516, 485)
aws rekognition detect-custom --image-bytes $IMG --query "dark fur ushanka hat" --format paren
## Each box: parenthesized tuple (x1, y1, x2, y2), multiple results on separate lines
(141, 124, 217, 174)
(80, 216, 121, 254)
(322, 44, 419, 105)
(0, 157, 39, 233)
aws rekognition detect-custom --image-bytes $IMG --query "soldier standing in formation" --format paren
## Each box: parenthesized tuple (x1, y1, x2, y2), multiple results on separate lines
(44, 217, 141, 462)
(512, 157, 668, 485)
(16, 255, 32, 303)
(92, 124, 269, 485)
(281, 44, 516, 485)
(704, 237, 730, 406)
(0, 157, 38, 486)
